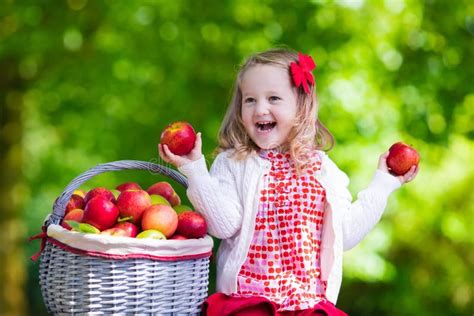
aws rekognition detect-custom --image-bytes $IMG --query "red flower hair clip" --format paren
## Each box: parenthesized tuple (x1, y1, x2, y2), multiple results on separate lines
(290, 52, 316, 94)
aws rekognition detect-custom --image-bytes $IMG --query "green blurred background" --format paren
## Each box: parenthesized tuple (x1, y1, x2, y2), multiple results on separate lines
(1, 0, 473, 315)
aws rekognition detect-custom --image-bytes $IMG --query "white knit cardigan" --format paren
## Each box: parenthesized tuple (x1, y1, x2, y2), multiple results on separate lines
(178, 149, 401, 303)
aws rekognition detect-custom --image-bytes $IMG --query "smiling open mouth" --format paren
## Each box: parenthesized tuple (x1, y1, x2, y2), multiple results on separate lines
(256, 122, 276, 132)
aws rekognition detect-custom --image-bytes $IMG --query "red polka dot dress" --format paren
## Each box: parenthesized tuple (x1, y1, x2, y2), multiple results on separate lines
(236, 150, 327, 311)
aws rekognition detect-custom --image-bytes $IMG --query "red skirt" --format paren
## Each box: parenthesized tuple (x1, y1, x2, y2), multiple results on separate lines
(202, 293, 348, 316)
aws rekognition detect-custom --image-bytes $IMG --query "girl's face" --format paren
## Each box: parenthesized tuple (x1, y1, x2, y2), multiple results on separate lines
(240, 64, 298, 150)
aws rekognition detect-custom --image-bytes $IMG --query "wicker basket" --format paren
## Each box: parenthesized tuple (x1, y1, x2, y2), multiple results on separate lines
(37, 160, 213, 315)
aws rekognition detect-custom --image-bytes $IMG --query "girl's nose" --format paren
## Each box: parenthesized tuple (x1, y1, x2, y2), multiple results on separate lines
(255, 100, 270, 116)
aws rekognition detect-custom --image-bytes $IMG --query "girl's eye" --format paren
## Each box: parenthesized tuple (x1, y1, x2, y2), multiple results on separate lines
(244, 97, 255, 104)
(269, 96, 281, 102)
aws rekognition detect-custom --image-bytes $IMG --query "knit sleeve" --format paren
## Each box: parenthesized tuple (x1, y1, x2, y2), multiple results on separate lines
(346, 169, 401, 249)
(322, 155, 401, 250)
(178, 152, 243, 239)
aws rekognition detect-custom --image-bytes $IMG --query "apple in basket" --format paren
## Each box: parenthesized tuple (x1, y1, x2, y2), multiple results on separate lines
(73, 189, 86, 198)
(101, 227, 129, 236)
(136, 229, 167, 240)
(147, 182, 181, 206)
(66, 221, 101, 234)
(141, 204, 178, 238)
(116, 182, 142, 192)
(82, 196, 119, 231)
(112, 222, 139, 237)
(150, 194, 171, 206)
(84, 187, 116, 204)
(386, 142, 420, 175)
(176, 211, 207, 239)
(173, 204, 193, 215)
(61, 208, 84, 230)
(116, 190, 152, 225)
(160, 121, 197, 156)
(65, 194, 85, 214)
(170, 234, 187, 240)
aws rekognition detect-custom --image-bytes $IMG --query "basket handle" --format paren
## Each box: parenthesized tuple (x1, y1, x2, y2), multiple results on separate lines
(48, 160, 188, 226)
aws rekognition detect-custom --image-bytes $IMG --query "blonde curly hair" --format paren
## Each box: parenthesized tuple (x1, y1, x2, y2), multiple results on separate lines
(217, 48, 334, 173)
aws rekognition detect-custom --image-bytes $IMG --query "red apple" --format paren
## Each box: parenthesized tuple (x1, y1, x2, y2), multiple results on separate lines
(388, 142, 405, 153)
(82, 196, 119, 231)
(116, 190, 152, 224)
(116, 182, 142, 192)
(65, 194, 85, 214)
(113, 222, 139, 238)
(170, 234, 187, 240)
(141, 204, 178, 238)
(61, 208, 84, 230)
(84, 187, 115, 205)
(101, 227, 129, 237)
(147, 182, 181, 206)
(387, 142, 420, 175)
(169, 192, 181, 207)
(160, 121, 197, 156)
(176, 211, 207, 239)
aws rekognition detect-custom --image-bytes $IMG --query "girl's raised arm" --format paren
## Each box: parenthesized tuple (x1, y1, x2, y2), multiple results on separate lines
(178, 153, 243, 239)
(158, 134, 243, 239)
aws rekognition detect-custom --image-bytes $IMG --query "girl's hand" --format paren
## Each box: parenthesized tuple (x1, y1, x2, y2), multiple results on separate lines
(158, 132, 203, 168)
(378, 151, 419, 184)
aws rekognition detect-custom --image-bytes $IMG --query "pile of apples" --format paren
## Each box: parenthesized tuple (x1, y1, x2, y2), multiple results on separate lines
(61, 181, 207, 240)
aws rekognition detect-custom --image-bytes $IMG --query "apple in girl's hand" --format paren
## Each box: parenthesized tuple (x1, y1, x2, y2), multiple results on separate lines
(84, 187, 116, 205)
(116, 182, 142, 192)
(65, 194, 85, 214)
(141, 204, 178, 238)
(61, 208, 84, 230)
(82, 196, 119, 231)
(160, 121, 197, 155)
(136, 229, 167, 240)
(116, 190, 152, 224)
(176, 211, 207, 239)
(112, 222, 139, 238)
(387, 142, 420, 175)
(147, 182, 181, 206)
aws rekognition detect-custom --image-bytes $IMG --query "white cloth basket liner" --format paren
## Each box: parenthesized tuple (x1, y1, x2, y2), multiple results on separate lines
(48, 224, 213, 258)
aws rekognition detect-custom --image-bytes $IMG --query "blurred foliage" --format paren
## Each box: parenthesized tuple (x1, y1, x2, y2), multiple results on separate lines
(1, 0, 473, 315)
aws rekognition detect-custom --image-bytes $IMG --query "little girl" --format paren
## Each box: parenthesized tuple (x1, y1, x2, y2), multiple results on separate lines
(159, 49, 418, 316)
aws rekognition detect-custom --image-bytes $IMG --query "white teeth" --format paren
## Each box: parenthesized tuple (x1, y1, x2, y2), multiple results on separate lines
(256, 122, 276, 131)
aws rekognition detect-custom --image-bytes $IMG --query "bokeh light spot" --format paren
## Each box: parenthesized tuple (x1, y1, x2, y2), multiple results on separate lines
(134, 6, 155, 26)
(201, 23, 221, 42)
(19, 57, 38, 79)
(63, 28, 83, 51)
(68, 0, 88, 11)
(160, 22, 178, 41)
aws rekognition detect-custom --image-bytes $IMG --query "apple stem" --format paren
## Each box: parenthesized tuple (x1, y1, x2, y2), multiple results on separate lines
(117, 216, 133, 223)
